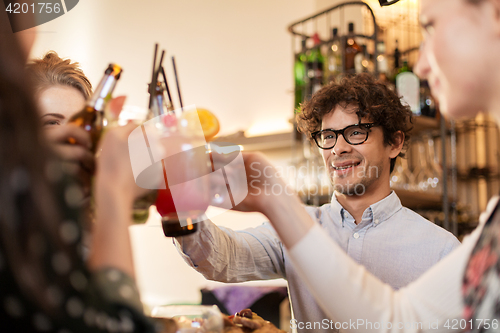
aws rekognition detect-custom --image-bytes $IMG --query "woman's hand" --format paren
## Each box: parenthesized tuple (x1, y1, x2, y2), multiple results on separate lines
(233, 152, 314, 248)
(232, 152, 292, 215)
(44, 124, 94, 196)
(95, 120, 163, 203)
(95, 122, 150, 201)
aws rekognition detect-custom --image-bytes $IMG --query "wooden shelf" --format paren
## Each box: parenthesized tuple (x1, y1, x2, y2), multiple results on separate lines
(393, 188, 443, 210)
(213, 131, 294, 151)
(410, 116, 440, 136)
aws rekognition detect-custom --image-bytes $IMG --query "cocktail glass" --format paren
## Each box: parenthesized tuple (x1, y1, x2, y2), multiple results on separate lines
(129, 105, 212, 236)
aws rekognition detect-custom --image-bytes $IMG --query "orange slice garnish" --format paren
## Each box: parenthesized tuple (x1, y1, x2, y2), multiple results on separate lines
(196, 108, 220, 141)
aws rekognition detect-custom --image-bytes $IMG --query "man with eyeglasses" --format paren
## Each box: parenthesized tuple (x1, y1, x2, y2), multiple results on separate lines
(175, 74, 459, 333)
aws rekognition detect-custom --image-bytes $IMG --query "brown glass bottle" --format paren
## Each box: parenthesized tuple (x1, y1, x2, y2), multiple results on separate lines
(344, 22, 362, 74)
(68, 64, 123, 153)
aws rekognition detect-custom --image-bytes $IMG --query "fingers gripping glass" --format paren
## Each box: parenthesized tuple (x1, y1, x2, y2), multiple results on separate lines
(312, 123, 376, 149)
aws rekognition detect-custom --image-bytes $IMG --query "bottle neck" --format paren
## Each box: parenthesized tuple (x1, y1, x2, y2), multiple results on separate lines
(88, 65, 122, 112)
(150, 82, 167, 117)
(88, 75, 118, 112)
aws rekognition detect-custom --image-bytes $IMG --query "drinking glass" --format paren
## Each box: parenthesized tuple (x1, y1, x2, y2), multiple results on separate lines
(129, 105, 212, 237)
(155, 133, 211, 236)
(155, 109, 212, 237)
(401, 157, 416, 191)
(390, 158, 407, 189)
(425, 134, 443, 194)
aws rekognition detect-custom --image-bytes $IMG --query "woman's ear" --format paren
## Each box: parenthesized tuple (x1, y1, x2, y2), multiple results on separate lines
(389, 131, 404, 159)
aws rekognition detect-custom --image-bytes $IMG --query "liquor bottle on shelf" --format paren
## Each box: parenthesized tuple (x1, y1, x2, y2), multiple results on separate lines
(393, 39, 401, 73)
(294, 37, 308, 112)
(376, 34, 389, 76)
(307, 33, 324, 95)
(396, 60, 420, 115)
(354, 45, 364, 73)
(398, 59, 410, 74)
(68, 64, 123, 153)
(355, 44, 374, 73)
(419, 80, 436, 118)
(344, 22, 362, 74)
(324, 27, 342, 84)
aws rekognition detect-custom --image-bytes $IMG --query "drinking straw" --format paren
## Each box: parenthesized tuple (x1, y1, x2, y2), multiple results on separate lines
(161, 66, 173, 108)
(149, 43, 159, 109)
(172, 56, 184, 111)
(150, 50, 166, 117)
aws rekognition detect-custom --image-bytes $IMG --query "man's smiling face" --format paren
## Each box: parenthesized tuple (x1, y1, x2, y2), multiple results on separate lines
(321, 104, 394, 196)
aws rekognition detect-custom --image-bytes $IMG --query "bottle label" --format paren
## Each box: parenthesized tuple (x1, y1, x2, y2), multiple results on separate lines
(396, 72, 420, 114)
(354, 53, 364, 73)
(377, 56, 389, 74)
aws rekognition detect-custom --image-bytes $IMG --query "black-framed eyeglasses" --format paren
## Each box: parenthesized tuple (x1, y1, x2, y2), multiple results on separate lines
(312, 123, 377, 150)
(378, 0, 401, 6)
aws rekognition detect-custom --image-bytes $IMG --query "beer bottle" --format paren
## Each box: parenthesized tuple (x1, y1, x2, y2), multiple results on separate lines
(68, 64, 123, 153)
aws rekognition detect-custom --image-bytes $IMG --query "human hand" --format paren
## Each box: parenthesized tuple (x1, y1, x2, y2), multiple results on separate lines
(232, 152, 293, 216)
(95, 122, 162, 201)
(44, 124, 94, 196)
(234, 152, 314, 248)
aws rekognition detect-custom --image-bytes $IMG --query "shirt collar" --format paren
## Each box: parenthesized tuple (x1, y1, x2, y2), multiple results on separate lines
(329, 191, 402, 228)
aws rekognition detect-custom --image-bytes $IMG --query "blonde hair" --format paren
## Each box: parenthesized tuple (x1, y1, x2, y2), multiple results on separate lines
(26, 51, 92, 99)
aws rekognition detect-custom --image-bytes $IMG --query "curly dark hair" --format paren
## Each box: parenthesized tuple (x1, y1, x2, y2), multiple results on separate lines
(296, 73, 413, 173)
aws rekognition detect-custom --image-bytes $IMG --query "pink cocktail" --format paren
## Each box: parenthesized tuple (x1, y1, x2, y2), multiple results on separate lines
(154, 117, 211, 237)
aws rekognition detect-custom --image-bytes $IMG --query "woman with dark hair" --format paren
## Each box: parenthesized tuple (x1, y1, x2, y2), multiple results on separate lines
(0, 9, 159, 333)
(234, 0, 500, 331)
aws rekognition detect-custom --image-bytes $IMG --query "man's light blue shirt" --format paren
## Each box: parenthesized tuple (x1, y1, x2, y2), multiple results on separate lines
(176, 191, 460, 333)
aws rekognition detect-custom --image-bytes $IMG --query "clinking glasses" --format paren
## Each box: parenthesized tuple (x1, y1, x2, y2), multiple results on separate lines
(312, 123, 377, 149)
